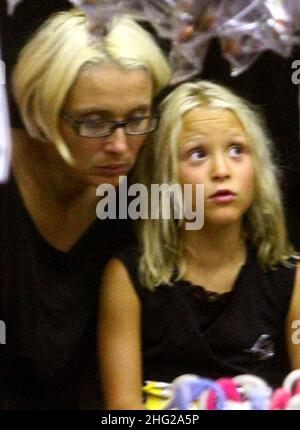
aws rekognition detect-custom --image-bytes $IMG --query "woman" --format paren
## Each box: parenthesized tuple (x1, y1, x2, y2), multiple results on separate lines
(99, 80, 300, 409)
(0, 8, 170, 409)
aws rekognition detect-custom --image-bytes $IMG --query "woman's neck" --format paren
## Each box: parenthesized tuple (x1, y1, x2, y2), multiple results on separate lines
(12, 129, 92, 205)
(11, 129, 99, 251)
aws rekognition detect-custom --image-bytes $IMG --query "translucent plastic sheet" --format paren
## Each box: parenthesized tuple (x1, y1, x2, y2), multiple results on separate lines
(69, 0, 144, 40)
(65, 1, 300, 82)
(6, 0, 300, 142)
(6, 0, 22, 15)
(0, 47, 12, 182)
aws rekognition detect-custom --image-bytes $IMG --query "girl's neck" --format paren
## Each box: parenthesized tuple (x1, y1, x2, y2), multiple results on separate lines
(181, 222, 247, 270)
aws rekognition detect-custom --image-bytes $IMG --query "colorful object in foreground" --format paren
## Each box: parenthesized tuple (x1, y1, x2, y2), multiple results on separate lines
(143, 369, 300, 410)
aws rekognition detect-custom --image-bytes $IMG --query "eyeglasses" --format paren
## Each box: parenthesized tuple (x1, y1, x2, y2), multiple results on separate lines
(61, 112, 160, 138)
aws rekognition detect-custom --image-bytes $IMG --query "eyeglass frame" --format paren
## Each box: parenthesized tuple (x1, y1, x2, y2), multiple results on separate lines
(60, 112, 160, 138)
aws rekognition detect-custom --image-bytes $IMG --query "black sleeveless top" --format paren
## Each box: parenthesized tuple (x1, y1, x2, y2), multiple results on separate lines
(0, 175, 134, 409)
(117, 247, 296, 388)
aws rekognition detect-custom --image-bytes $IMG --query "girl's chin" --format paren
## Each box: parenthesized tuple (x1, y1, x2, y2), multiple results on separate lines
(204, 214, 242, 228)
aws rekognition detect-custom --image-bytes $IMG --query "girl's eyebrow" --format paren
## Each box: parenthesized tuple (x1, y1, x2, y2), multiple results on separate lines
(226, 129, 247, 136)
(183, 135, 206, 142)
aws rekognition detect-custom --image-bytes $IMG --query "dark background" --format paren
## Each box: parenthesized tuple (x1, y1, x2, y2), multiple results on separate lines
(1, 0, 299, 249)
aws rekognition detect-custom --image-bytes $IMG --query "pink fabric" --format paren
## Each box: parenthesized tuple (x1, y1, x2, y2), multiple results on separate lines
(206, 378, 242, 409)
(270, 388, 291, 410)
(218, 378, 243, 402)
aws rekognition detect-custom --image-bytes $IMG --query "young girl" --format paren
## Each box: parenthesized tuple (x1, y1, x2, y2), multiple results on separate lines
(98, 81, 300, 410)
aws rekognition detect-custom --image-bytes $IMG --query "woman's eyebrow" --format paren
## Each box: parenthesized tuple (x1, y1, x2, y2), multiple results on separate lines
(70, 108, 110, 117)
(68, 104, 152, 118)
(126, 105, 152, 115)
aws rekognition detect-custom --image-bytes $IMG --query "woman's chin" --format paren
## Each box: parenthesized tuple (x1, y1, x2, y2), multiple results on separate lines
(87, 173, 126, 189)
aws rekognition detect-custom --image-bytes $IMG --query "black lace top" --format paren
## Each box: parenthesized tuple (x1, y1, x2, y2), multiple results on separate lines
(116, 246, 296, 388)
(176, 279, 232, 332)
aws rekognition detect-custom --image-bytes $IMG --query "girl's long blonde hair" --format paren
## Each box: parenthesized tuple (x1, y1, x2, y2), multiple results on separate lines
(133, 80, 296, 290)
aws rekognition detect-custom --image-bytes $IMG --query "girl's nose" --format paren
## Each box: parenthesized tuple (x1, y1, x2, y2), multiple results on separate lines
(211, 154, 230, 180)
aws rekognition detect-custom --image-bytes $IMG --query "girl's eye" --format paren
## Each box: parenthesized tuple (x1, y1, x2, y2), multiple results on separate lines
(189, 149, 206, 160)
(229, 144, 244, 157)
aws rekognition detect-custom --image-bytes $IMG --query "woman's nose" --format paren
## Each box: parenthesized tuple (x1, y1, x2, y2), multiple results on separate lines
(104, 127, 128, 154)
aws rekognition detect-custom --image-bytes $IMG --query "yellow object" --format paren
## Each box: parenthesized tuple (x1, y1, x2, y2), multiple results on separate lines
(143, 381, 172, 410)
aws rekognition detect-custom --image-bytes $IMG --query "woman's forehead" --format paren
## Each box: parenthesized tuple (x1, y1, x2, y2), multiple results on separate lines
(63, 63, 153, 115)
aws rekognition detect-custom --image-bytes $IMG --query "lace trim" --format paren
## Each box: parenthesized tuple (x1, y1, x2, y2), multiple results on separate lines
(178, 279, 232, 303)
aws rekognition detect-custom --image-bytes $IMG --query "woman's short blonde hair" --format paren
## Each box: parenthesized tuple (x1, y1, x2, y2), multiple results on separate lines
(134, 80, 296, 290)
(12, 8, 171, 161)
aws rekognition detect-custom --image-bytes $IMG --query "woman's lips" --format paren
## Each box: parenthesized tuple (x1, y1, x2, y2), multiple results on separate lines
(209, 190, 236, 203)
(95, 164, 130, 176)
